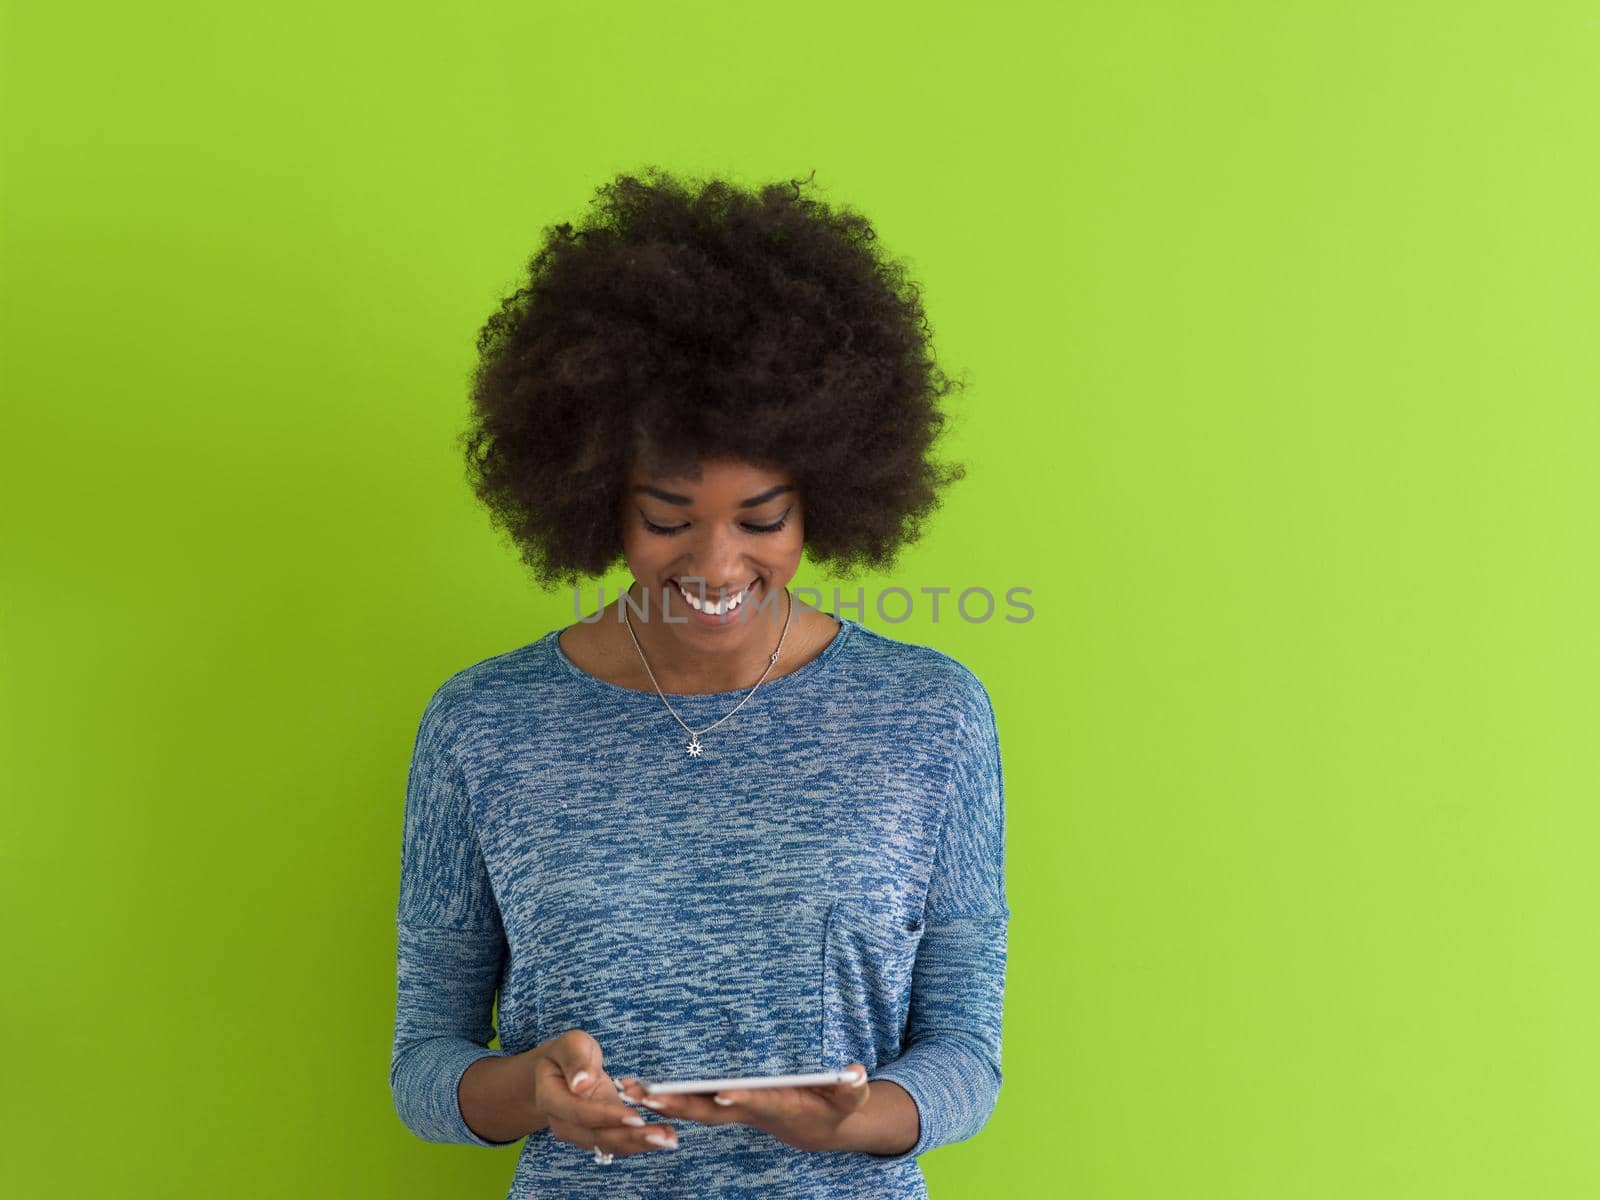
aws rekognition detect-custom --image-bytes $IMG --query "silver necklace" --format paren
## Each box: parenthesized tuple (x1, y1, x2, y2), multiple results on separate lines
(622, 582, 794, 758)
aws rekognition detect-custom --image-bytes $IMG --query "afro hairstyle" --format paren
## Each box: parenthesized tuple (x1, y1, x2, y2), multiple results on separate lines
(460, 165, 969, 589)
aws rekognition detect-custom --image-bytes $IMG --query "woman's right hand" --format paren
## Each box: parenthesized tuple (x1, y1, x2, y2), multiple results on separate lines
(529, 1030, 680, 1156)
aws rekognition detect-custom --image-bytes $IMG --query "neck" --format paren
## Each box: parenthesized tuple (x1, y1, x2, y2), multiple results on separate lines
(621, 581, 792, 694)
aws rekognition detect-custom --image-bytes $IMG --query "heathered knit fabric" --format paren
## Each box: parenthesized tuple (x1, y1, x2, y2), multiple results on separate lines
(390, 612, 1009, 1199)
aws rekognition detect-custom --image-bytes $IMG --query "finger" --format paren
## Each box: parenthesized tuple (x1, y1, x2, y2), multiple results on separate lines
(575, 1095, 650, 1129)
(574, 1066, 616, 1099)
(617, 1079, 740, 1125)
(544, 1033, 619, 1104)
(534, 1057, 636, 1128)
(549, 1117, 680, 1157)
(616, 1076, 656, 1107)
(715, 1086, 813, 1117)
(549, 1081, 652, 1130)
(617, 1077, 682, 1111)
(550, 1047, 603, 1096)
(543, 1029, 603, 1075)
(705, 1086, 800, 1119)
(826, 1065, 871, 1112)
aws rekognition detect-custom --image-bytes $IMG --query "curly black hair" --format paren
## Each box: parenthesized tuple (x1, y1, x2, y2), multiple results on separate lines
(460, 166, 969, 589)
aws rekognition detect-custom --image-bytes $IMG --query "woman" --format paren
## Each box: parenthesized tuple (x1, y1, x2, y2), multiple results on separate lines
(390, 167, 1010, 1199)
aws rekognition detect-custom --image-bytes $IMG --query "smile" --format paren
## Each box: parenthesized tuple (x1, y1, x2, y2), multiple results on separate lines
(670, 576, 759, 617)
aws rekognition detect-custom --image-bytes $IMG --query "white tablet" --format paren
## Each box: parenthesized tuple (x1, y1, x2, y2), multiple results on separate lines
(637, 1069, 861, 1096)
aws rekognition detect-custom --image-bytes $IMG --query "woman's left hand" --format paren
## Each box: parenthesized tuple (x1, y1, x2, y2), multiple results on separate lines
(616, 1065, 871, 1152)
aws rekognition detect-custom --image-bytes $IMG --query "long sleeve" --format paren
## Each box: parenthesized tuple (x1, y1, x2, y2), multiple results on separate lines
(866, 676, 1010, 1161)
(390, 686, 519, 1147)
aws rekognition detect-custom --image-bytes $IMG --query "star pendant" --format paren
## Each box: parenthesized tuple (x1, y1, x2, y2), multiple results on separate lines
(686, 734, 704, 758)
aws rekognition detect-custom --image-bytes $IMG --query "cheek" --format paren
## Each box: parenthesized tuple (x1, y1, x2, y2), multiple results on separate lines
(619, 528, 664, 568)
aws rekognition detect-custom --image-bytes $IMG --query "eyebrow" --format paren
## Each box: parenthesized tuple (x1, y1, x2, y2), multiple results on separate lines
(631, 483, 795, 508)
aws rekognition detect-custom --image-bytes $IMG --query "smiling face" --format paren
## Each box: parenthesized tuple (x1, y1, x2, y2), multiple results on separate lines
(620, 456, 806, 646)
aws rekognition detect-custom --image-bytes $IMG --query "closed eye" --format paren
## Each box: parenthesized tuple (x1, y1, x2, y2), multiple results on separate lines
(640, 511, 791, 536)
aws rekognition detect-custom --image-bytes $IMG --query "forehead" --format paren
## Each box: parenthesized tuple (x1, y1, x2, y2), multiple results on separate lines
(627, 457, 793, 490)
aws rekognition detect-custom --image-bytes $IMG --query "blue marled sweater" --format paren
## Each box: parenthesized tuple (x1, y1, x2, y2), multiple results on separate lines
(390, 613, 1010, 1199)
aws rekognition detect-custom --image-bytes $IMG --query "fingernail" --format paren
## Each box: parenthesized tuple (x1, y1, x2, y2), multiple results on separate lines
(570, 1070, 590, 1091)
(637, 1096, 665, 1109)
(623, 1114, 646, 1127)
(849, 1070, 867, 1087)
(713, 1095, 734, 1106)
(645, 1131, 679, 1150)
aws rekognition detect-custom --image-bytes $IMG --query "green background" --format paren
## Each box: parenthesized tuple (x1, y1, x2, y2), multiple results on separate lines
(4, 1, 1596, 1195)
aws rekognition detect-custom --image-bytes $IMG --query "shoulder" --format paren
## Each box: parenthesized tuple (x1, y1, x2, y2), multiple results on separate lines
(411, 639, 551, 751)
(841, 620, 996, 731)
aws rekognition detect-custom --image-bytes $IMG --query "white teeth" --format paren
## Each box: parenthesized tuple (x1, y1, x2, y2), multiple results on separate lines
(674, 579, 754, 615)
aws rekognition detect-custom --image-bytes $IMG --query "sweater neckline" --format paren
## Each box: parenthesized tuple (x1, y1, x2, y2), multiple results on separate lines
(545, 611, 856, 702)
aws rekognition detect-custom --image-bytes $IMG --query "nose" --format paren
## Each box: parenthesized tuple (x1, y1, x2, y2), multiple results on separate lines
(677, 525, 758, 592)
